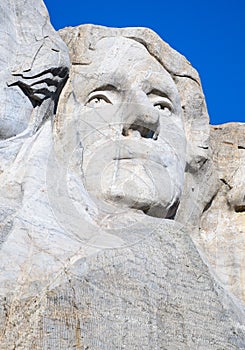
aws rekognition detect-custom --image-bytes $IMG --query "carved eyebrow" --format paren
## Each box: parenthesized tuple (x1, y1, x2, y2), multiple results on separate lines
(90, 84, 118, 94)
(147, 88, 170, 99)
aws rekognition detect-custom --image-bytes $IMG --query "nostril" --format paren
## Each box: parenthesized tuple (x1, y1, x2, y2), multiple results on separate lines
(122, 124, 158, 140)
(122, 127, 129, 137)
(146, 130, 155, 139)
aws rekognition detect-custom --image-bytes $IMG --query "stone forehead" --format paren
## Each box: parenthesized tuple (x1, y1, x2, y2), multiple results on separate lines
(59, 24, 197, 79)
(92, 36, 160, 65)
(79, 36, 176, 88)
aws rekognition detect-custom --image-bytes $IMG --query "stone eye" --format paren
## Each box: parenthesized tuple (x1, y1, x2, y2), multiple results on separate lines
(153, 102, 172, 115)
(86, 94, 112, 108)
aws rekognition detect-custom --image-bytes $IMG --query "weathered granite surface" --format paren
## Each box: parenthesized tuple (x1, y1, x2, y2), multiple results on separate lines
(1, 220, 245, 349)
(58, 24, 217, 229)
(0, 1, 244, 349)
(0, 0, 69, 142)
(198, 123, 245, 304)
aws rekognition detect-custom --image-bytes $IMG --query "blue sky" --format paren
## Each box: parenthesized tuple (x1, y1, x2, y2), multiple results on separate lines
(44, 0, 245, 125)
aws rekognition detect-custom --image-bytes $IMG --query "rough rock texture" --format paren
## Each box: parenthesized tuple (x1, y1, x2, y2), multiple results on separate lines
(0, 0, 69, 142)
(0, 2, 244, 349)
(198, 123, 245, 304)
(58, 24, 217, 230)
(0, 0, 69, 259)
(1, 220, 245, 349)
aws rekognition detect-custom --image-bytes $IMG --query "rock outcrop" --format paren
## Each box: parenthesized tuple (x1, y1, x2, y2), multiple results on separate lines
(198, 123, 245, 304)
(0, 0, 69, 142)
(0, 1, 244, 349)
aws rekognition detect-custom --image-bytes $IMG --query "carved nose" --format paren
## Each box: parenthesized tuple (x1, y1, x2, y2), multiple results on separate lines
(122, 102, 160, 140)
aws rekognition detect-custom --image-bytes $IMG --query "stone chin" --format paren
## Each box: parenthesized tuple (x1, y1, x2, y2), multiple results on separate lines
(93, 158, 183, 219)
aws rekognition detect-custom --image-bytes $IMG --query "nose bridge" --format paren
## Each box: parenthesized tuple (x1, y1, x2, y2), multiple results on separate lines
(124, 89, 160, 130)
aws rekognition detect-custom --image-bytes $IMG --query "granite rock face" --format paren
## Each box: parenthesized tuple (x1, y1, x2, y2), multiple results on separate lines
(0, 0, 69, 142)
(0, 2, 245, 349)
(58, 24, 216, 228)
(1, 220, 245, 349)
(0, 0, 69, 264)
(198, 123, 245, 304)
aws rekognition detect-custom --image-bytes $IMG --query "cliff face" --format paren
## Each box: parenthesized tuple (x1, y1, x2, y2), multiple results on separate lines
(1, 220, 245, 349)
(198, 123, 245, 303)
(0, 1, 244, 349)
(0, 0, 69, 142)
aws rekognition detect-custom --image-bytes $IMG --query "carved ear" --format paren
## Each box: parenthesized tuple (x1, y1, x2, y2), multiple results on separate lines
(8, 67, 69, 109)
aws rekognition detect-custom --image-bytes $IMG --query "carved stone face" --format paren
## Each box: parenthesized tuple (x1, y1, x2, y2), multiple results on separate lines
(60, 37, 186, 218)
